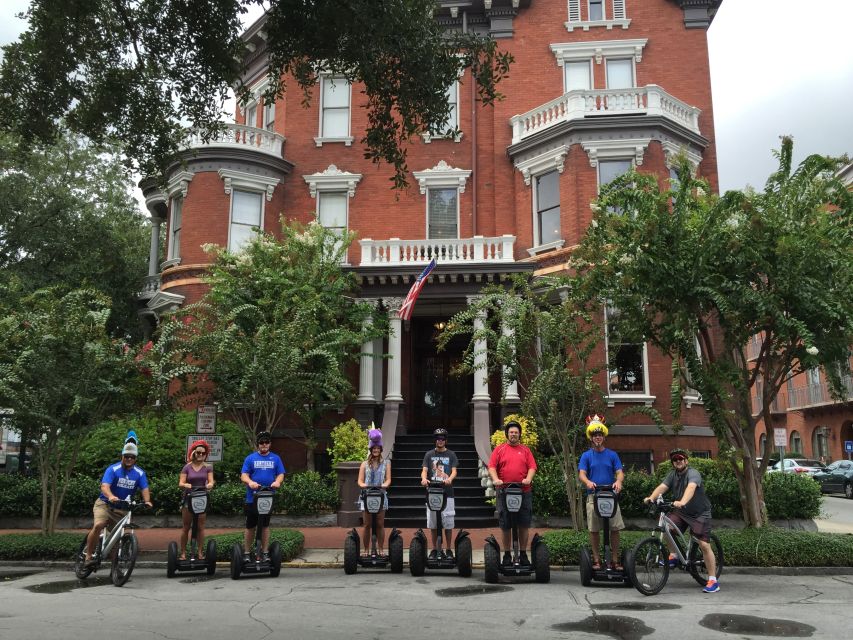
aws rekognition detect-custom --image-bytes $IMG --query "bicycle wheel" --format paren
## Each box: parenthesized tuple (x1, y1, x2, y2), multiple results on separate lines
(687, 532, 723, 586)
(626, 536, 669, 596)
(74, 537, 93, 579)
(111, 534, 138, 587)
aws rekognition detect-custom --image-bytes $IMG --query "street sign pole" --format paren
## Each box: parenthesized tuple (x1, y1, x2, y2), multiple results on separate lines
(774, 428, 788, 473)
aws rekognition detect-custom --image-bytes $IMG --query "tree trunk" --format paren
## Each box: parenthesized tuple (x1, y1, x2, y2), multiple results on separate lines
(733, 450, 768, 527)
(304, 437, 317, 472)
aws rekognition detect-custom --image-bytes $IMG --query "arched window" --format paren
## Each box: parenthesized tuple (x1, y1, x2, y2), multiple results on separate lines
(789, 430, 802, 455)
(812, 426, 829, 462)
(758, 433, 767, 458)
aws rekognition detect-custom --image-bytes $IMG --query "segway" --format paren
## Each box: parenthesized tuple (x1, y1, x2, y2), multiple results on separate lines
(578, 484, 631, 587)
(167, 488, 217, 577)
(343, 487, 403, 574)
(409, 481, 472, 577)
(484, 483, 549, 583)
(230, 487, 282, 579)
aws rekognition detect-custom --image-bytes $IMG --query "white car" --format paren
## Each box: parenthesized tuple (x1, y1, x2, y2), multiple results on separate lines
(767, 458, 827, 476)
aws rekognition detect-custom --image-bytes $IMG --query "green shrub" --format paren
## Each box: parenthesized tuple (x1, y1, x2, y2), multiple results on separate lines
(532, 456, 569, 518)
(0, 532, 83, 560)
(207, 529, 304, 561)
(763, 472, 822, 520)
(277, 471, 339, 514)
(619, 470, 658, 517)
(0, 475, 42, 517)
(328, 419, 368, 467)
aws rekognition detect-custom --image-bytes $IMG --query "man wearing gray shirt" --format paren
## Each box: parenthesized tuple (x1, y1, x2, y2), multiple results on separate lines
(420, 428, 458, 560)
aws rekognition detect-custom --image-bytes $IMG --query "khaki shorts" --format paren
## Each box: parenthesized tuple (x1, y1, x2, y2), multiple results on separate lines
(93, 499, 127, 527)
(586, 494, 625, 533)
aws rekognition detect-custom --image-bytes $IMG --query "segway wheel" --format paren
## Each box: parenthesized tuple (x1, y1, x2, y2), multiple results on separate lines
(269, 541, 283, 577)
(230, 543, 243, 580)
(533, 540, 550, 584)
(579, 547, 593, 587)
(206, 539, 217, 576)
(167, 541, 178, 578)
(74, 537, 93, 579)
(343, 534, 359, 575)
(408, 536, 425, 577)
(389, 535, 404, 574)
(620, 548, 632, 586)
(483, 542, 500, 584)
(456, 536, 472, 578)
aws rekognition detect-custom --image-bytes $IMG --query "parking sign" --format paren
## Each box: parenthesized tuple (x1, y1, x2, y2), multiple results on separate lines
(773, 428, 787, 448)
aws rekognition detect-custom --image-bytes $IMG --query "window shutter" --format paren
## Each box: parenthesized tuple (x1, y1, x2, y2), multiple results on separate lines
(612, 0, 626, 19)
(568, 0, 580, 22)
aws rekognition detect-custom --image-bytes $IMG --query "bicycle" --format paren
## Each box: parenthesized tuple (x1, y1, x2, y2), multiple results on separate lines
(74, 499, 148, 587)
(625, 498, 723, 596)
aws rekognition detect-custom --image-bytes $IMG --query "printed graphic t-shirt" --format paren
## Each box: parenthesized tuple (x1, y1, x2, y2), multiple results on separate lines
(422, 449, 459, 497)
(99, 462, 149, 503)
(241, 451, 286, 503)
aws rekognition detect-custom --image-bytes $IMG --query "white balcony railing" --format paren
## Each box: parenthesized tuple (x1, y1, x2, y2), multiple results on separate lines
(509, 84, 701, 144)
(359, 235, 516, 266)
(184, 124, 285, 158)
(788, 377, 853, 410)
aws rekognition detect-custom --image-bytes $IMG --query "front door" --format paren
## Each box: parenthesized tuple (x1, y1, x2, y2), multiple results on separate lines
(411, 318, 472, 431)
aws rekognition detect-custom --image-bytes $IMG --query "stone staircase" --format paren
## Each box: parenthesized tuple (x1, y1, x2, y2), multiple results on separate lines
(385, 433, 496, 528)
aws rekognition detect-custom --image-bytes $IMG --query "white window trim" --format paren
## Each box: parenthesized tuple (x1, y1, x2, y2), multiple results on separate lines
(412, 160, 471, 195)
(551, 38, 646, 66)
(303, 164, 363, 198)
(422, 79, 463, 144)
(684, 335, 704, 407)
(514, 145, 569, 186)
(217, 168, 279, 202)
(583, 137, 650, 168)
(605, 56, 636, 89)
(529, 169, 564, 251)
(604, 305, 655, 407)
(314, 75, 354, 147)
(161, 171, 193, 269)
(424, 187, 461, 240)
(566, 0, 631, 31)
(227, 189, 265, 253)
(661, 140, 703, 172)
(316, 191, 351, 265)
(563, 59, 593, 93)
(167, 197, 182, 262)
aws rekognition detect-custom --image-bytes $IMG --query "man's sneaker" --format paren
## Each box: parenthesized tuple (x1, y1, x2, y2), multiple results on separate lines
(429, 549, 438, 560)
(519, 551, 530, 565)
(444, 549, 453, 560)
(502, 552, 512, 566)
(702, 580, 720, 593)
(243, 553, 251, 563)
(668, 554, 678, 568)
(261, 551, 270, 563)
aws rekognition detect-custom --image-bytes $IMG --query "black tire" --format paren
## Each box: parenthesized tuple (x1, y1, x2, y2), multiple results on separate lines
(230, 543, 243, 580)
(74, 538, 93, 579)
(456, 537, 472, 578)
(687, 532, 724, 586)
(167, 541, 178, 578)
(110, 534, 138, 587)
(483, 542, 500, 584)
(627, 536, 669, 596)
(621, 548, 632, 586)
(845, 482, 852, 500)
(343, 534, 359, 575)
(206, 539, 217, 576)
(533, 540, 550, 584)
(408, 536, 425, 577)
(579, 547, 593, 587)
(269, 541, 282, 577)
(389, 535, 404, 574)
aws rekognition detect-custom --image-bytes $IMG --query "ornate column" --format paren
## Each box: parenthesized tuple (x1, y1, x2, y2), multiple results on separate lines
(468, 295, 493, 465)
(384, 298, 405, 402)
(356, 299, 380, 402)
(469, 296, 490, 402)
(502, 320, 521, 403)
(147, 217, 162, 278)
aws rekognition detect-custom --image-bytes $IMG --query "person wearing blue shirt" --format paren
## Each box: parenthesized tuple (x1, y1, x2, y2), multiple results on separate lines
(240, 431, 285, 562)
(84, 441, 152, 567)
(578, 416, 625, 570)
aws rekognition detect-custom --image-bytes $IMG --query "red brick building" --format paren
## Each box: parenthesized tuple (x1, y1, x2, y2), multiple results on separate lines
(138, 0, 725, 472)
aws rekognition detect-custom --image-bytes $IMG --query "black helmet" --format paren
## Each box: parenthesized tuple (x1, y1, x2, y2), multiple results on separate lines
(256, 431, 272, 444)
(504, 420, 522, 438)
(669, 448, 688, 462)
(433, 428, 448, 440)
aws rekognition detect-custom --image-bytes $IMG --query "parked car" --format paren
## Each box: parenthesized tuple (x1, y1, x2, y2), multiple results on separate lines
(767, 458, 827, 476)
(813, 460, 853, 499)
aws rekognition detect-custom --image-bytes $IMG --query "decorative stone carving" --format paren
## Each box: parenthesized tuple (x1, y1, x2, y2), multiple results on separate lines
(303, 164, 363, 198)
(412, 160, 472, 195)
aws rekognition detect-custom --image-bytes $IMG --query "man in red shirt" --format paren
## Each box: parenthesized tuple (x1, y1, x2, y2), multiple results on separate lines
(488, 420, 537, 565)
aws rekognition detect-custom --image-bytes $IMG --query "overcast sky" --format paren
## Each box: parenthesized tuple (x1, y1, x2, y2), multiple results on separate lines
(2, 0, 851, 194)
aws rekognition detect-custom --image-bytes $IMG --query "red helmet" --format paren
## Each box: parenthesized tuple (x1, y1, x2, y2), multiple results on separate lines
(187, 439, 211, 462)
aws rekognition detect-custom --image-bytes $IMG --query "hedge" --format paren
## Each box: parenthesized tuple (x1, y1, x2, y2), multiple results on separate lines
(0, 529, 304, 562)
(0, 472, 338, 518)
(541, 527, 853, 567)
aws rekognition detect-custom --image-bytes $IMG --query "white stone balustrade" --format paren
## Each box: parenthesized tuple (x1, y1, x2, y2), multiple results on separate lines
(359, 235, 515, 266)
(184, 123, 285, 157)
(509, 85, 701, 144)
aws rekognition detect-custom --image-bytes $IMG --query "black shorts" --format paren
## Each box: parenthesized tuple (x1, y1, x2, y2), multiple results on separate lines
(668, 511, 712, 542)
(244, 503, 271, 530)
(496, 490, 533, 530)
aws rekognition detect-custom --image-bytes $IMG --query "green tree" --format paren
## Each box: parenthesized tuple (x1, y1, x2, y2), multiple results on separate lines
(0, 287, 144, 534)
(1, 1, 512, 188)
(0, 131, 150, 339)
(577, 138, 853, 527)
(438, 275, 606, 529)
(148, 220, 386, 469)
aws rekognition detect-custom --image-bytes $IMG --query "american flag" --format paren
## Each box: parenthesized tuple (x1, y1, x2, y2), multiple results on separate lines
(398, 258, 436, 321)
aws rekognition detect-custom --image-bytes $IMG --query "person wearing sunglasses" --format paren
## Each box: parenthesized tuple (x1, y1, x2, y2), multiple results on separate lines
(644, 449, 718, 593)
(83, 441, 153, 567)
(240, 431, 285, 563)
(420, 428, 458, 560)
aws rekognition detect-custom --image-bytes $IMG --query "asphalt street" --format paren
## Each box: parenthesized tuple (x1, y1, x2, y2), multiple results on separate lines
(1, 566, 851, 640)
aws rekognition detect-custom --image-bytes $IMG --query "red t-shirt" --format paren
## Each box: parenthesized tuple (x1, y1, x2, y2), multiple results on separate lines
(488, 443, 537, 492)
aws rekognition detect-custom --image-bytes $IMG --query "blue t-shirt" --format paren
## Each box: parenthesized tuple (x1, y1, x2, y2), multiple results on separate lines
(99, 462, 149, 503)
(578, 448, 623, 494)
(241, 451, 286, 503)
